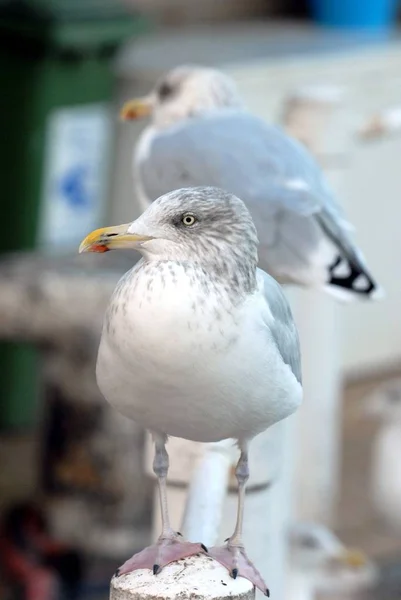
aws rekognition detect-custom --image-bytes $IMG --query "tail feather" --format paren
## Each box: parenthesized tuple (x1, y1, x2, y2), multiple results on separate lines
(326, 255, 384, 301)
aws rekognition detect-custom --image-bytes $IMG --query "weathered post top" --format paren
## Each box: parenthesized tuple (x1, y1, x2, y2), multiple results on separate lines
(110, 554, 255, 600)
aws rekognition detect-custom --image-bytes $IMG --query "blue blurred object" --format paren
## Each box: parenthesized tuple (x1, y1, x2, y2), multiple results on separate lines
(58, 165, 91, 209)
(309, 0, 398, 32)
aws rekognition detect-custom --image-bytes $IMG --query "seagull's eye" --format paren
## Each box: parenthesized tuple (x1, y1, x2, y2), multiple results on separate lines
(157, 82, 174, 100)
(181, 214, 197, 227)
(300, 535, 320, 549)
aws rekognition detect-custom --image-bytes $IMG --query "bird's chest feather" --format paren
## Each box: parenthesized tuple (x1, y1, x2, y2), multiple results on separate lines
(97, 263, 300, 441)
(105, 263, 240, 371)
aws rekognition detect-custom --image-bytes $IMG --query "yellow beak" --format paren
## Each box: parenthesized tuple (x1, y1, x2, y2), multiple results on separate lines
(79, 224, 153, 253)
(337, 548, 368, 569)
(120, 97, 153, 121)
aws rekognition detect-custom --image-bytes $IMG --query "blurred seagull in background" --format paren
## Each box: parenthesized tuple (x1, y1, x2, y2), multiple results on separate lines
(120, 65, 382, 302)
(288, 522, 378, 600)
(79, 186, 303, 595)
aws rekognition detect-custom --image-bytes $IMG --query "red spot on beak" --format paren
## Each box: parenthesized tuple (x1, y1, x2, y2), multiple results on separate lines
(91, 244, 109, 253)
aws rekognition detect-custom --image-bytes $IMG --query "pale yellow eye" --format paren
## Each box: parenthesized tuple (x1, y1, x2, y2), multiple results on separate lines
(181, 214, 197, 226)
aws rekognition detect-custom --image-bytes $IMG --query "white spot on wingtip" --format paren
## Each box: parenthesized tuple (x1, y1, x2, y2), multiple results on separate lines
(323, 285, 355, 303)
(352, 274, 371, 292)
(331, 260, 352, 278)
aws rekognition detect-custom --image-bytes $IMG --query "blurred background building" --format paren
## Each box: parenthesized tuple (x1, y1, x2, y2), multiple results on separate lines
(1, 0, 401, 598)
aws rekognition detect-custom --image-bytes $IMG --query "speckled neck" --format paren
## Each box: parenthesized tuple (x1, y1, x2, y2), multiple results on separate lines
(146, 257, 255, 302)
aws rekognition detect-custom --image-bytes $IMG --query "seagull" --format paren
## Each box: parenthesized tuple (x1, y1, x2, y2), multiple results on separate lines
(79, 186, 303, 595)
(120, 65, 382, 302)
(288, 522, 378, 600)
(365, 379, 401, 532)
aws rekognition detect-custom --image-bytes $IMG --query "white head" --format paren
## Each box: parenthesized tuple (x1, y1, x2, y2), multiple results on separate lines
(120, 65, 244, 128)
(289, 522, 377, 591)
(290, 522, 349, 569)
(79, 186, 258, 296)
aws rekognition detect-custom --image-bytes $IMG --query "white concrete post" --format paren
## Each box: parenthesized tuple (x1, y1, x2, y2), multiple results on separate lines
(281, 85, 346, 166)
(110, 554, 254, 600)
(290, 290, 342, 524)
(281, 85, 348, 526)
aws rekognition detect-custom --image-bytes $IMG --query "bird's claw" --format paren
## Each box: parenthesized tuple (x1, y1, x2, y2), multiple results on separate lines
(209, 543, 268, 595)
(115, 538, 207, 578)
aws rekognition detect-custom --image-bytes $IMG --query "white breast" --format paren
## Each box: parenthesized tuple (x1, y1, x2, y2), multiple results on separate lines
(97, 264, 301, 443)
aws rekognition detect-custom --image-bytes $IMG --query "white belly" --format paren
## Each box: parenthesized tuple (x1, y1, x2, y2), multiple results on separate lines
(96, 265, 301, 443)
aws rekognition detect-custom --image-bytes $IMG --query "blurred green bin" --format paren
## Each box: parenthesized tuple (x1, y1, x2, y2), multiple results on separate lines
(0, 0, 147, 430)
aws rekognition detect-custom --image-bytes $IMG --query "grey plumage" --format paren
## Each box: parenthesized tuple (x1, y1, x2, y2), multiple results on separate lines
(263, 271, 302, 385)
(131, 186, 259, 297)
(130, 66, 382, 301)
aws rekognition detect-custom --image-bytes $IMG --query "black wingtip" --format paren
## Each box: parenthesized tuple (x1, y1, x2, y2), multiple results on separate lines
(328, 255, 377, 298)
(231, 568, 238, 579)
(201, 543, 208, 552)
(153, 564, 160, 575)
(265, 588, 270, 597)
(114, 568, 120, 578)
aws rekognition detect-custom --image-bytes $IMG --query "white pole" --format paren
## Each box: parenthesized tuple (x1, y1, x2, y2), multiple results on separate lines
(182, 440, 233, 547)
(282, 85, 347, 526)
(291, 291, 342, 524)
(144, 436, 223, 543)
(110, 554, 255, 600)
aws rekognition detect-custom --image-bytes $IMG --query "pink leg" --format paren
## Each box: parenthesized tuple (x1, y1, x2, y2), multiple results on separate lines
(115, 434, 207, 578)
(209, 444, 269, 596)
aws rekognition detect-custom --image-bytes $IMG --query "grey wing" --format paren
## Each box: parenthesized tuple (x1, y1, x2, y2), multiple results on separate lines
(137, 110, 372, 291)
(261, 269, 302, 385)
(136, 110, 323, 215)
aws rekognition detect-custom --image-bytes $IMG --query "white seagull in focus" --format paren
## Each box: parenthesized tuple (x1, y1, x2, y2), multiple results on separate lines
(79, 186, 303, 595)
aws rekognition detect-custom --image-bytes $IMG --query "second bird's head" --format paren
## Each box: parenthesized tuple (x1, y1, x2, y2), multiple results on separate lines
(120, 65, 243, 128)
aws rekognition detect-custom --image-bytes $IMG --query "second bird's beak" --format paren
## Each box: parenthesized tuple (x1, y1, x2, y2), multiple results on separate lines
(335, 548, 368, 569)
(79, 224, 154, 253)
(120, 96, 153, 121)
